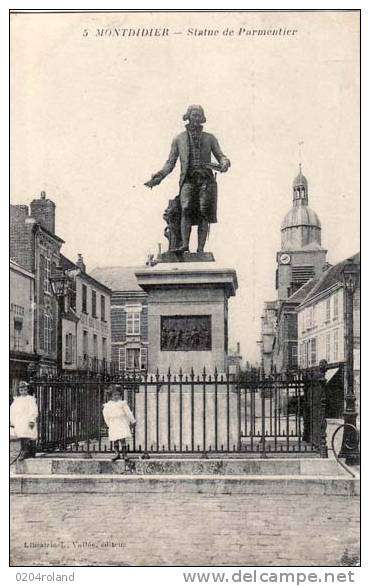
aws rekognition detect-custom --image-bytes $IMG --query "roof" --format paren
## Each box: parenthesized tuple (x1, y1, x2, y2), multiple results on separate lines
(10, 259, 35, 279)
(34, 220, 65, 244)
(60, 254, 112, 295)
(89, 266, 146, 292)
(299, 252, 360, 306)
(287, 278, 319, 304)
(281, 205, 321, 230)
(60, 255, 78, 271)
(293, 167, 308, 190)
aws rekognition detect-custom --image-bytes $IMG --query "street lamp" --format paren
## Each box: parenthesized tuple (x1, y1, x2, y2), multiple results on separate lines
(338, 258, 360, 465)
(49, 266, 70, 372)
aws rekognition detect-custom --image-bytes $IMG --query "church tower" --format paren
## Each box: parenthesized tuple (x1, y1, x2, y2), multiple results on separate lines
(276, 166, 327, 300)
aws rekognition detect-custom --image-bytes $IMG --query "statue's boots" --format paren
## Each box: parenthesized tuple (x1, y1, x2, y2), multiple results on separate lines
(197, 219, 208, 253)
(174, 216, 191, 253)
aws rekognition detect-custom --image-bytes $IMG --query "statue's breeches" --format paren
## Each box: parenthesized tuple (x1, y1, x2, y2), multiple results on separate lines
(180, 172, 217, 225)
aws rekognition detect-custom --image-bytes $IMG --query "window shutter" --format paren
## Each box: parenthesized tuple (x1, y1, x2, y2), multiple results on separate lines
(118, 347, 126, 372)
(72, 334, 76, 364)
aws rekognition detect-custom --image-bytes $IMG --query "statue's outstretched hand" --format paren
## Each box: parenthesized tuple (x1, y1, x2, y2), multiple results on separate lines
(144, 173, 162, 189)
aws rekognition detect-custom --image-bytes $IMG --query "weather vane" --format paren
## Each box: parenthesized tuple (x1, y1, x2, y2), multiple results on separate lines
(298, 141, 304, 170)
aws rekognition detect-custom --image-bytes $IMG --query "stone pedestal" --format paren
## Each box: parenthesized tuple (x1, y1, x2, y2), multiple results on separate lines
(135, 261, 238, 374)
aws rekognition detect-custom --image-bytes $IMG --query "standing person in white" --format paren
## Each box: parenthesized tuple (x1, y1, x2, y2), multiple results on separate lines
(103, 385, 136, 462)
(10, 381, 38, 461)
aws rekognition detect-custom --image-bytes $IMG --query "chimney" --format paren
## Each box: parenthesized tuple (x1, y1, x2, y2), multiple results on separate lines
(237, 342, 240, 355)
(76, 253, 86, 273)
(30, 191, 56, 233)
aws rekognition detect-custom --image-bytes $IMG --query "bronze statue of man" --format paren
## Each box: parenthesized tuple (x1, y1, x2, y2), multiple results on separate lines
(145, 105, 230, 253)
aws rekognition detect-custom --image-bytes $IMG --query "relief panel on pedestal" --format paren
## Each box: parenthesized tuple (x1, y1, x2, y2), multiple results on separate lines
(160, 315, 212, 351)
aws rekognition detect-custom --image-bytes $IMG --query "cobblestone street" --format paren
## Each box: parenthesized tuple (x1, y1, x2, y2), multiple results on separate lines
(10, 492, 360, 567)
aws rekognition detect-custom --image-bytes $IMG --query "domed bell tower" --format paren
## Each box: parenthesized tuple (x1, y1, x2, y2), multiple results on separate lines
(276, 166, 327, 300)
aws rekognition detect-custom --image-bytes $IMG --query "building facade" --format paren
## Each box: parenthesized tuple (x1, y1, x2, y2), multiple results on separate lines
(297, 253, 360, 416)
(10, 192, 64, 373)
(90, 266, 148, 371)
(9, 260, 38, 396)
(60, 255, 112, 371)
(10, 192, 112, 376)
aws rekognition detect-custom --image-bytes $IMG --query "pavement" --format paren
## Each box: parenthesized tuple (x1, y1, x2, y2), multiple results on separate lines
(10, 491, 360, 566)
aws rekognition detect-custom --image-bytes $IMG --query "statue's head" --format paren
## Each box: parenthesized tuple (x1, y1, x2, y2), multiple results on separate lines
(183, 104, 206, 126)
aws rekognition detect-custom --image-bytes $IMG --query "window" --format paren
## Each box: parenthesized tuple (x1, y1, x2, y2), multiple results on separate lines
(300, 341, 308, 368)
(100, 295, 106, 321)
(290, 343, 298, 368)
(44, 312, 52, 354)
(118, 346, 145, 371)
(126, 348, 140, 370)
(312, 305, 317, 328)
(304, 307, 313, 331)
(83, 330, 89, 359)
(13, 318, 23, 351)
(298, 342, 303, 367)
(333, 329, 339, 361)
(309, 338, 317, 367)
(102, 337, 107, 361)
(92, 290, 97, 317)
(333, 292, 339, 320)
(308, 307, 313, 329)
(326, 333, 331, 363)
(126, 307, 141, 335)
(82, 284, 88, 313)
(65, 333, 74, 364)
(69, 283, 76, 311)
(141, 347, 148, 371)
(93, 334, 98, 358)
(304, 341, 309, 368)
(325, 298, 331, 322)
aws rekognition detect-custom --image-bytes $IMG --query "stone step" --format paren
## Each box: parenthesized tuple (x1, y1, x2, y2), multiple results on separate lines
(10, 473, 359, 496)
(15, 457, 348, 477)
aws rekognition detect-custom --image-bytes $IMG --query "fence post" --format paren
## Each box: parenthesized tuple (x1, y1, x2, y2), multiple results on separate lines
(318, 359, 328, 459)
(142, 369, 150, 459)
(260, 375, 267, 458)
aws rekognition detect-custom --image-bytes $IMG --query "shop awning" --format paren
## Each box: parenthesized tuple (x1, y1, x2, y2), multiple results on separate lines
(325, 367, 339, 383)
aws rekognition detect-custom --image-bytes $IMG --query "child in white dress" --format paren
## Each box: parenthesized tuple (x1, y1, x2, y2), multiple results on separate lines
(102, 385, 136, 462)
(10, 381, 38, 461)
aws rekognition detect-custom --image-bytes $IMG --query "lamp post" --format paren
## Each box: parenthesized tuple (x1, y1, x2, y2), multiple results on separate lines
(49, 266, 70, 372)
(338, 259, 360, 465)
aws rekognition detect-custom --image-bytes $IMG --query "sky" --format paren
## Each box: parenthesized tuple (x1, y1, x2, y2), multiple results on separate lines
(10, 10, 360, 363)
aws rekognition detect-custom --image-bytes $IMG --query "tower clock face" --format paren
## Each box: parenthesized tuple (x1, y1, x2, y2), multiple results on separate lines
(280, 253, 291, 265)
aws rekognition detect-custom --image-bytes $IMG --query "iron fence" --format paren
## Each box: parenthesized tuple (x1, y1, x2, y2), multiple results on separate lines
(30, 368, 328, 457)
